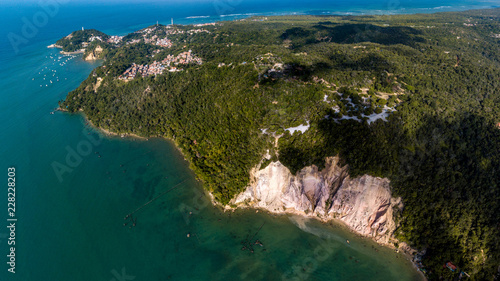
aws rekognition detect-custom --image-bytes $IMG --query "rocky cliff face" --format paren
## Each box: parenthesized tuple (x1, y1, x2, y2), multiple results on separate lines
(233, 156, 402, 245)
(84, 45, 103, 61)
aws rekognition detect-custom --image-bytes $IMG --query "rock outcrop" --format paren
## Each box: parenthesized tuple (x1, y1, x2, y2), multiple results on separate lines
(84, 45, 103, 61)
(233, 156, 402, 244)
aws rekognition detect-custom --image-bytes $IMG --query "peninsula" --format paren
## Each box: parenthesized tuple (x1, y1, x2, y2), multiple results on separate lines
(58, 9, 500, 280)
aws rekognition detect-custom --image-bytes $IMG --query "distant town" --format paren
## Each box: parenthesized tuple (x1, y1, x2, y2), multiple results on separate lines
(119, 50, 203, 80)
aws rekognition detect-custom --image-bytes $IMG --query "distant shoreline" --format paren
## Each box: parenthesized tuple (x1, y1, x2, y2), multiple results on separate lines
(47, 43, 62, 49)
(70, 106, 425, 279)
(47, 44, 84, 55)
(87, 119, 148, 140)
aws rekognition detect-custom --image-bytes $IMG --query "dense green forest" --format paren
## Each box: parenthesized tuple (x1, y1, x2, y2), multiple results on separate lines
(60, 9, 500, 280)
(56, 29, 110, 52)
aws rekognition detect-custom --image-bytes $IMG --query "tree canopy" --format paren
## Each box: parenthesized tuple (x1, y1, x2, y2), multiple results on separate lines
(60, 9, 500, 280)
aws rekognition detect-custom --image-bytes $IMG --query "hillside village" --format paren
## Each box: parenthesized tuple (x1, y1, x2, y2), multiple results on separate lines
(118, 50, 202, 80)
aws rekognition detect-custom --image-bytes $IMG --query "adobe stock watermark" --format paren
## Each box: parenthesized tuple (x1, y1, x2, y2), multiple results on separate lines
(213, 0, 242, 16)
(282, 238, 338, 281)
(110, 267, 135, 281)
(51, 128, 103, 182)
(387, 0, 401, 12)
(0, 232, 9, 270)
(7, 0, 69, 54)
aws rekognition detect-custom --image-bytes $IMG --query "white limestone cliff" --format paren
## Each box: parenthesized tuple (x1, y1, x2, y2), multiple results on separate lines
(84, 45, 103, 61)
(233, 156, 402, 245)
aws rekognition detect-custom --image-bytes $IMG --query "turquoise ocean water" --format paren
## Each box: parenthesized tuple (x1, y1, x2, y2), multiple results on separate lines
(0, 1, 496, 280)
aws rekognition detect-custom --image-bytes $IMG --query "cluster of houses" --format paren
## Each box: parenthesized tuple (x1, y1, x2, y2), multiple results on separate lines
(107, 35, 123, 44)
(126, 26, 176, 47)
(164, 27, 185, 35)
(193, 22, 216, 27)
(139, 25, 181, 35)
(251, 17, 268, 22)
(165, 26, 211, 35)
(171, 51, 202, 65)
(138, 27, 157, 35)
(127, 39, 141, 45)
(123, 25, 213, 47)
(84, 34, 123, 46)
(119, 62, 165, 80)
(80, 35, 104, 48)
(118, 50, 202, 80)
(143, 35, 173, 48)
(89, 35, 103, 42)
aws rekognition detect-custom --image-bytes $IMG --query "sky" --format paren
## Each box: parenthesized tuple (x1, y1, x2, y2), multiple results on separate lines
(4, 0, 499, 7)
(0, 0, 214, 8)
(3, 0, 229, 4)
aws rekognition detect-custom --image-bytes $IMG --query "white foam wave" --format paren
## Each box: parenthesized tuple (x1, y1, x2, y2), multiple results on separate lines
(186, 15, 210, 19)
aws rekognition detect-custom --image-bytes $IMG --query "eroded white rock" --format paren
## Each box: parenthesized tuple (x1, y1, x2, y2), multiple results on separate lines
(233, 156, 402, 244)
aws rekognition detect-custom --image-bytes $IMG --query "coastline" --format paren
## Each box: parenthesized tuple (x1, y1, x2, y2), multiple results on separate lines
(87, 119, 148, 140)
(61, 49, 85, 55)
(205, 161, 427, 280)
(47, 43, 85, 55)
(224, 198, 427, 277)
(9, 3, 498, 279)
(47, 43, 63, 49)
(66, 108, 426, 280)
(50, 12, 455, 278)
(219, 162, 427, 280)
(230, 202, 424, 264)
(64, 108, 196, 165)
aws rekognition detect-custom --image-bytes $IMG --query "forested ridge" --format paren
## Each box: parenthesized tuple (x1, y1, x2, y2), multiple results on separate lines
(56, 29, 110, 52)
(60, 9, 500, 280)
